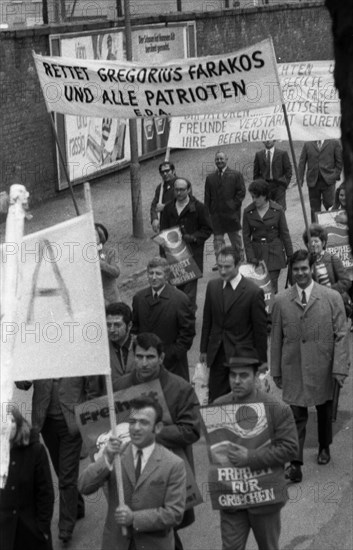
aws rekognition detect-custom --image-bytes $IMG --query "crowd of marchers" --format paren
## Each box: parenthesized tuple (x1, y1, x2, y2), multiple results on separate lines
(1, 139, 351, 550)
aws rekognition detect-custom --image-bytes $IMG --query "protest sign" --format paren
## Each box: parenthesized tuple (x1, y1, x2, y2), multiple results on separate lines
(316, 210, 353, 279)
(33, 38, 281, 119)
(1, 212, 110, 381)
(76, 379, 202, 509)
(201, 404, 286, 510)
(152, 226, 202, 285)
(168, 60, 340, 147)
(239, 261, 274, 314)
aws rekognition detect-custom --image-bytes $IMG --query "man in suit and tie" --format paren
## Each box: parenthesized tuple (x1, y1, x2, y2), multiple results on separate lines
(204, 150, 246, 266)
(78, 395, 187, 550)
(150, 161, 177, 233)
(132, 257, 195, 381)
(200, 245, 268, 402)
(271, 249, 349, 483)
(117, 332, 201, 550)
(253, 139, 292, 210)
(298, 139, 343, 222)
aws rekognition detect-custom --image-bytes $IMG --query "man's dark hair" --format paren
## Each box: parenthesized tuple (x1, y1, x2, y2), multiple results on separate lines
(133, 332, 164, 356)
(105, 302, 132, 325)
(130, 396, 163, 424)
(159, 161, 175, 173)
(217, 245, 241, 267)
(289, 248, 315, 269)
(302, 223, 328, 248)
(249, 179, 270, 200)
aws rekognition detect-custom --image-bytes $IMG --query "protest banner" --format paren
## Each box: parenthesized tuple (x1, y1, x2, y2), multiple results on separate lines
(201, 404, 286, 510)
(168, 60, 340, 147)
(152, 226, 202, 285)
(0, 185, 28, 487)
(1, 212, 110, 381)
(239, 261, 274, 314)
(316, 210, 353, 279)
(76, 379, 202, 509)
(33, 38, 282, 120)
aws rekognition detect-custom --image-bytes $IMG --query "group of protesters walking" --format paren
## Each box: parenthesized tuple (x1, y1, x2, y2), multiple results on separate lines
(1, 139, 351, 550)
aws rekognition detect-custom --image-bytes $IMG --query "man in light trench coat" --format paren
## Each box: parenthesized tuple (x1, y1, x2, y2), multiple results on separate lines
(270, 249, 349, 483)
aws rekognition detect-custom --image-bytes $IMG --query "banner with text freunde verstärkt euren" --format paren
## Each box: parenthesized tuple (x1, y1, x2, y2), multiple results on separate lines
(168, 60, 340, 147)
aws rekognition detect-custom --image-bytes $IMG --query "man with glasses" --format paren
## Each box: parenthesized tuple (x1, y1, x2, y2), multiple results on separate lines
(150, 161, 177, 233)
(160, 177, 212, 311)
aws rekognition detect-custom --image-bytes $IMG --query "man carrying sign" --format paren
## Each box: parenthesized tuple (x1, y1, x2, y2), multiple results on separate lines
(117, 332, 201, 550)
(213, 349, 298, 550)
(78, 396, 187, 550)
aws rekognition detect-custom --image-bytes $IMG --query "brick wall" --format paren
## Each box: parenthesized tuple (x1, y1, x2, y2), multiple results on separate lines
(0, 2, 333, 204)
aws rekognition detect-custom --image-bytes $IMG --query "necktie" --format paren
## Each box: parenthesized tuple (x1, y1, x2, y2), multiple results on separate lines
(317, 140, 322, 149)
(223, 281, 233, 310)
(153, 292, 159, 302)
(266, 150, 271, 179)
(135, 449, 143, 480)
(301, 290, 307, 306)
(218, 169, 223, 179)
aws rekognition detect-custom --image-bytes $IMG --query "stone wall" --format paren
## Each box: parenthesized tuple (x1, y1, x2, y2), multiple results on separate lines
(0, 2, 333, 203)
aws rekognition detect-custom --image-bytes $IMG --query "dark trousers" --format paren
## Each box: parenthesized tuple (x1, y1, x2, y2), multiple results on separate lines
(177, 279, 198, 312)
(308, 176, 335, 222)
(290, 400, 333, 464)
(208, 345, 230, 403)
(269, 181, 287, 210)
(220, 509, 281, 550)
(41, 416, 84, 534)
(269, 269, 281, 294)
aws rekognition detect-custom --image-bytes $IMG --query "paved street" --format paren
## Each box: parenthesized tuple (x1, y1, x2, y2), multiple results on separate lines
(5, 142, 353, 550)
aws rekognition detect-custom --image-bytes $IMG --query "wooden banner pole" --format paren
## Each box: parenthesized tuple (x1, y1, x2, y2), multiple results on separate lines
(282, 103, 311, 238)
(83, 182, 127, 536)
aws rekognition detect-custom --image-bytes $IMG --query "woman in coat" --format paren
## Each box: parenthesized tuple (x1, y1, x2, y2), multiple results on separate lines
(243, 179, 293, 293)
(302, 223, 352, 319)
(0, 406, 54, 550)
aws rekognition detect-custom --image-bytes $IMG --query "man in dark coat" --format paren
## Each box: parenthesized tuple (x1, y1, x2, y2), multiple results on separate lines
(200, 245, 268, 402)
(160, 177, 212, 310)
(204, 150, 246, 265)
(15, 377, 90, 543)
(150, 161, 177, 233)
(132, 257, 195, 381)
(253, 140, 292, 210)
(298, 139, 342, 222)
(117, 333, 201, 550)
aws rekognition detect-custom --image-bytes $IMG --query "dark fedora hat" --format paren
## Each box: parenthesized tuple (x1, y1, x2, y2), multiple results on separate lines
(224, 347, 261, 368)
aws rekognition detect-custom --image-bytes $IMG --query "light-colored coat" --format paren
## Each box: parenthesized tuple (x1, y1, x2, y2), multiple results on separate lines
(78, 443, 186, 550)
(270, 282, 349, 407)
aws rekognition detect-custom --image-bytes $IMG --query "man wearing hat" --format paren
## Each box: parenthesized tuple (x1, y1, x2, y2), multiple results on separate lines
(213, 348, 298, 550)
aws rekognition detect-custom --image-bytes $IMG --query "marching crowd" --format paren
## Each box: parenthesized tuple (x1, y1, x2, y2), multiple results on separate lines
(1, 139, 351, 550)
